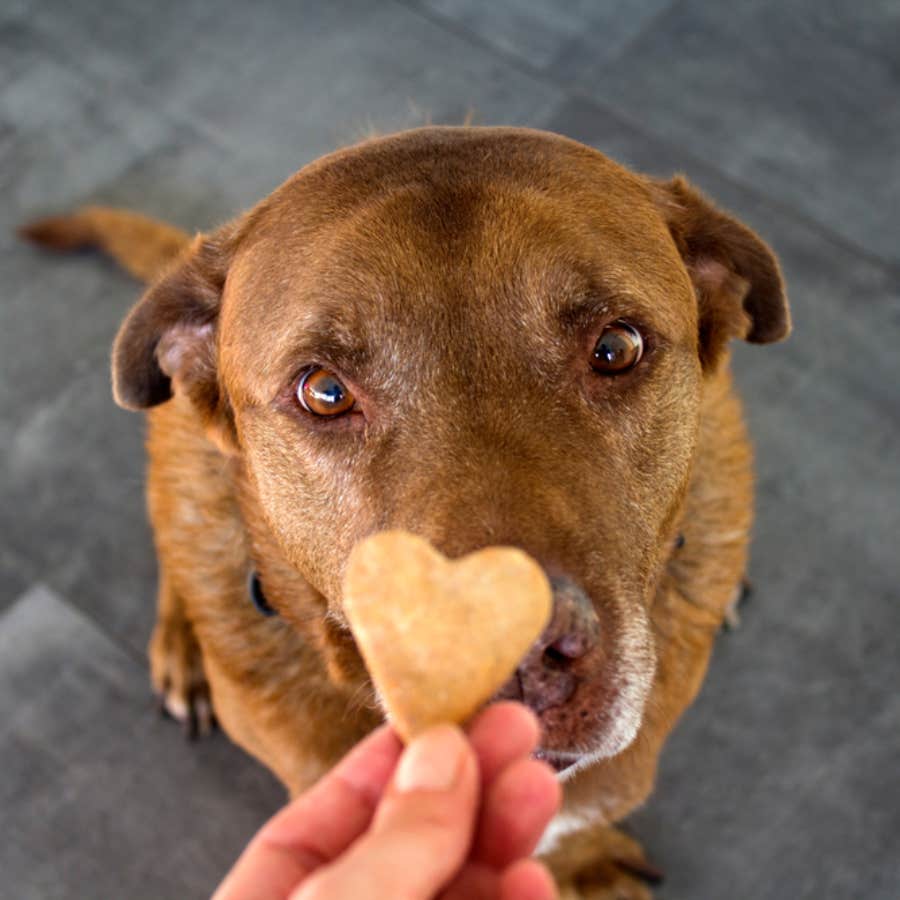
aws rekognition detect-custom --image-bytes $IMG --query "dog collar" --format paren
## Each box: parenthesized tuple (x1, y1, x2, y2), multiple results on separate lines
(248, 570, 277, 617)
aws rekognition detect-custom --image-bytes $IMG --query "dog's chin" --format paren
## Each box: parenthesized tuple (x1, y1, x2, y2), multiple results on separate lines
(533, 748, 584, 774)
(525, 647, 656, 777)
(535, 707, 645, 778)
(532, 700, 646, 778)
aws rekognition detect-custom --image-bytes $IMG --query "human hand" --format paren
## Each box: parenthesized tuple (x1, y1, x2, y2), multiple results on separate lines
(213, 702, 561, 900)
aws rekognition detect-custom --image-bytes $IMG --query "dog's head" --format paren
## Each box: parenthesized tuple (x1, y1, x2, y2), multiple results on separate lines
(112, 128, 788, 771)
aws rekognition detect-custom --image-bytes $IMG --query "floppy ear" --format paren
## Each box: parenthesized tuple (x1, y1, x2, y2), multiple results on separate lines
(111, 228, 238, 452)
(654, 176, 790, 369)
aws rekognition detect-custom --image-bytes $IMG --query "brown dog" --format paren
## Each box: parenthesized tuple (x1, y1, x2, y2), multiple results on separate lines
(22, 126, 789, 897)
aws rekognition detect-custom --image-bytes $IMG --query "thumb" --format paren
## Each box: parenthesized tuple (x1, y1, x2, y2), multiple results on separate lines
(292, 724, 479, 900)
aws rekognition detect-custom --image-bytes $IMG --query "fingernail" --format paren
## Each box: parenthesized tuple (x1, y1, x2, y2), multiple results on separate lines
(394, 725, 466, 793)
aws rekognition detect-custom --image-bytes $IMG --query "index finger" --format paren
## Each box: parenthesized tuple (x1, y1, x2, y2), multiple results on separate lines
(214, 725, 403, 899)
(466, 702, 541, 786)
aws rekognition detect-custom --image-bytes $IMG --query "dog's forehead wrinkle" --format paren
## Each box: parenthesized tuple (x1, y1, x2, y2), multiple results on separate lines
(283, 309, 373, 374)
(225, 184, 693, 410)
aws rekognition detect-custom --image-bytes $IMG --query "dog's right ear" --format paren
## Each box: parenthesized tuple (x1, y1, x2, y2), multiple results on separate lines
(111, 229, 237, 451)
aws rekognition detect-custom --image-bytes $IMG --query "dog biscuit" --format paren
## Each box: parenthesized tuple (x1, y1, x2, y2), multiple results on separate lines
(343, 530, 552, 741)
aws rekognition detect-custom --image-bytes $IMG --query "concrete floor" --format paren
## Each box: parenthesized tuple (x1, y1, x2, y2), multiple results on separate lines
(2, 1, 898, 897)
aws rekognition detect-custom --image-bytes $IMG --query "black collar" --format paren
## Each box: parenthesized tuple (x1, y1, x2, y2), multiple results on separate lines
(248, 570, 277, 617)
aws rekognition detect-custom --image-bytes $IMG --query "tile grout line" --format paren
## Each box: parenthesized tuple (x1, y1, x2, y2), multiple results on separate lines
(15, 17, 249, 201)
(392, 0, 900, 280)
(19, 0, 900, 279)
(581, 0, 689, 69)
(3, 580, 150, 671)
(54, 585, 149, 669)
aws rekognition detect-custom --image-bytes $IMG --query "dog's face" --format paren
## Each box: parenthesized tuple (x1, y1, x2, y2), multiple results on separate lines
(112, 128, 788, 771)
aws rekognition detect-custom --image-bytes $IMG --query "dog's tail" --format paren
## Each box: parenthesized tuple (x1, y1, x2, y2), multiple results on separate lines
(18, 206, 191, 284)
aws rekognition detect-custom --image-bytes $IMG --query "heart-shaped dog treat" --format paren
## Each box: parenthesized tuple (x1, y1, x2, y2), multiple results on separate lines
(343, 530, 552, 741)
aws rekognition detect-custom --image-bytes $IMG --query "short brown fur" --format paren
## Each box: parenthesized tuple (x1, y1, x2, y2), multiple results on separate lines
(22, 127, 788, 897)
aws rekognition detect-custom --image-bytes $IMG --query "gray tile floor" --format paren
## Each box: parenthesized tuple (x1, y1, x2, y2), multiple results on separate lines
(1, 1, 898, 898)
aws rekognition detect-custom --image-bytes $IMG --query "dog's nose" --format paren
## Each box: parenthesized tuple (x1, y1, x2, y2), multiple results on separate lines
(512, 575, 601, 714)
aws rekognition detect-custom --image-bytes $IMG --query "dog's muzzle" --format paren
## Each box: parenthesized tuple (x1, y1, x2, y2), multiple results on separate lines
(495, 574, 600, 713)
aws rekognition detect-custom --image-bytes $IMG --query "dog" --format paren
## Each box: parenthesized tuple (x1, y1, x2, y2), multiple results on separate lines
(21, 126, 789, 897)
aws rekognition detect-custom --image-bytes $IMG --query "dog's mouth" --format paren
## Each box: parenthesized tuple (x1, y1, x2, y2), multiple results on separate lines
(329, 568, 655, 766)
(483, 573, 654, 767)
(532, 747, 584, 774)
(487, 602, 656, 767)
(490, 665, 618, 773)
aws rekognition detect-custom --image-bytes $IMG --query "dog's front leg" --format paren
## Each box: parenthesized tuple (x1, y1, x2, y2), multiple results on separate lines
(542, 822, 662, 900)
(149, 570, 215, 738)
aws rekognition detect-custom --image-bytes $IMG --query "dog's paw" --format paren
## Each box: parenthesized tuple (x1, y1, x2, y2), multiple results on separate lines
(149, 615, 216, 739)
(545, 825, 662, 900)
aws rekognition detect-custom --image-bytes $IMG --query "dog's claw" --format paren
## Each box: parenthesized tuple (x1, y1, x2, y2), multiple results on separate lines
(191, 693, 217, 739)
(618, 857, 665, 885)
(723, 577, 753, 630)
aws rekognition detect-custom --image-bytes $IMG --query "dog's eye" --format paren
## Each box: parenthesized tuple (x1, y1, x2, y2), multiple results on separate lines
(591, 322, 643, 374)
(297, 368, 355, 417)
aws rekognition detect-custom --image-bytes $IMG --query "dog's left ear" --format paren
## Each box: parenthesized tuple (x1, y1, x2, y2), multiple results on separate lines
(653, 176, 791, 369)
